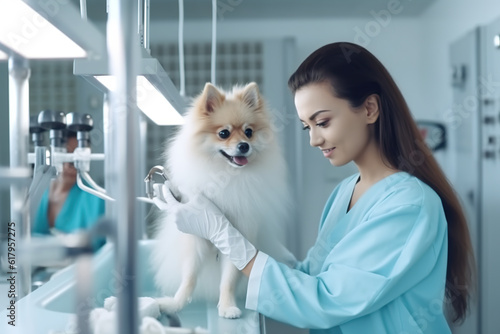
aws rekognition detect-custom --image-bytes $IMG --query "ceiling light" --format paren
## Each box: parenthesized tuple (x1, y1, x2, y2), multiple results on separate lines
(74, 52, 185, 126)
(0, 49, 7, 60)
(0, 0, 104, 59)
(95, 75, 184, 125)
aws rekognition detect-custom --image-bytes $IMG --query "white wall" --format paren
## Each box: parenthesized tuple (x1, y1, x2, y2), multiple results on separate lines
(151, 16, 426, 117)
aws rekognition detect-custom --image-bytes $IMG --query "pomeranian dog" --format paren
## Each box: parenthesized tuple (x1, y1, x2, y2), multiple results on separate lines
(150, 82, 294, 319)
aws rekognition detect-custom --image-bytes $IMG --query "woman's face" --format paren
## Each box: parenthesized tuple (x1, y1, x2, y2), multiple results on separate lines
(294, 81, 377, 166)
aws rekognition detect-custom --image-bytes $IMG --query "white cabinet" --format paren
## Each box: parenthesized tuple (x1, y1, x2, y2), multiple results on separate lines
(450, 15, 500, 334)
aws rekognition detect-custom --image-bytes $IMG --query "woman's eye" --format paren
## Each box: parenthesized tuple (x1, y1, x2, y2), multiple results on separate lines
(302, 125, 310, 131)
(219, 129, 230, 139)
(316, 121, 329, 128)
(244, 128, 253, 138)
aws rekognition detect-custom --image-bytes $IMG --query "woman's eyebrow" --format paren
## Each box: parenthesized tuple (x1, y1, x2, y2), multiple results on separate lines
(299, 110, 330, 123)
(309, 110, 331, 121)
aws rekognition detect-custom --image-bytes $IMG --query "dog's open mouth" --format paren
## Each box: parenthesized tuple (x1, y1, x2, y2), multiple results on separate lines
(219, 150, 249, 167)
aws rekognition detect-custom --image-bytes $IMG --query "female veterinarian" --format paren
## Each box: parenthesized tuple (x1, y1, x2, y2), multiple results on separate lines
(153, 42, 474, 334)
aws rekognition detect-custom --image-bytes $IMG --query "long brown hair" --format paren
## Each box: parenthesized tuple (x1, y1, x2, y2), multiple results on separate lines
(288, 42, 474, 323)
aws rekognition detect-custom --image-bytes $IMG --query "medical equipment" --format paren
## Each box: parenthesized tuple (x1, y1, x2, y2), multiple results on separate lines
(28, 110, 109, 207)
(144, 165, 168, 200)
(29, 112, 168, 206)
(30, 115, 48, 168)
(68, 112, 93, 148)
(38, 110, 67, 156)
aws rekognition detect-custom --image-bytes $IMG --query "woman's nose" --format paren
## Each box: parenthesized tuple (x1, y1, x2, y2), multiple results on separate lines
(309, 129, 323, 147)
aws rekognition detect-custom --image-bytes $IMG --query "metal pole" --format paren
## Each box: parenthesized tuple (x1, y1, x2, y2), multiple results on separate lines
(143, 0, 150, 53)
(76, 254, 92, 334)
(106, 0, 140, 334)
(80, 0, 88, 20)
(138, 115, 147, 238)
(137, 0, 144, 49)
(8, 55, 31, 299)
(103, 93, 113, 218)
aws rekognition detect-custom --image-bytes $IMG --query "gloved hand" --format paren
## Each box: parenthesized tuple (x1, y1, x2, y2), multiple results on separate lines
(153, 182, 257, 270)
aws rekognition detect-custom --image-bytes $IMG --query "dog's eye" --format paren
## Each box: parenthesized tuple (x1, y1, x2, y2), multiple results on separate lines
(218, 129, 230, 139)
(244, 128, 253, 138)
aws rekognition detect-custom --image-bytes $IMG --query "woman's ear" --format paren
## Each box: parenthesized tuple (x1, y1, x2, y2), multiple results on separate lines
(364, 94, 380, 124)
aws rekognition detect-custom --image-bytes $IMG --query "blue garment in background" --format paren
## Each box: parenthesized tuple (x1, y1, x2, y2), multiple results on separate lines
(33, 184, 106, 249)
(246, 172, 450, 334)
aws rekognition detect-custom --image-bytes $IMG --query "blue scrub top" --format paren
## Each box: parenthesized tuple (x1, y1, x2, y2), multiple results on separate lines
(33, 183, 106, 249)
(246, 172, 450, 334)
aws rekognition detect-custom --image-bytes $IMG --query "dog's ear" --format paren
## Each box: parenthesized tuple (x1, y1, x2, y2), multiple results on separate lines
(241, 82, 260, 110)
(202, 83, 224, 114)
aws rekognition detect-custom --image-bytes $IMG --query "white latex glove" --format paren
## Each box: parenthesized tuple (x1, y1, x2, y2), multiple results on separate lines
(153, 182, 257, 270)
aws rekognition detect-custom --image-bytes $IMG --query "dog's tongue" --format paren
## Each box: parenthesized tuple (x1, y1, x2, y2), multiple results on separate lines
(233, 156, 248, 166)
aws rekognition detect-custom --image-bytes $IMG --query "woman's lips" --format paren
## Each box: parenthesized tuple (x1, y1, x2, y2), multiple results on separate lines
(322, 147, 335, 158)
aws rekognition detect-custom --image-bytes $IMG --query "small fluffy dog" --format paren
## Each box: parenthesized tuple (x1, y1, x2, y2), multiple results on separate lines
(150, 82, 294, 319)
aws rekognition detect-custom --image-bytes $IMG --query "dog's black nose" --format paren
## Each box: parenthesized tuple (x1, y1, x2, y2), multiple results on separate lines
(238, 142, 249, 154)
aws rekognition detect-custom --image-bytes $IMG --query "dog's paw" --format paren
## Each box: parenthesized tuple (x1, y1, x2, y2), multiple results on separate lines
(218, 305, 242, 319)
(156, 297, 184, 315)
